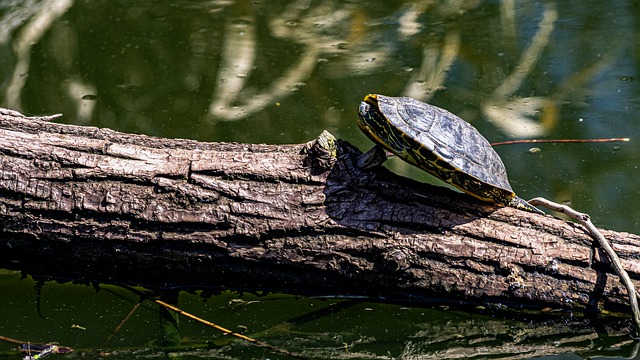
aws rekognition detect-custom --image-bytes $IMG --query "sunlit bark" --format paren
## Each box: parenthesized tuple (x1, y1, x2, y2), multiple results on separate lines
(1, 108, 639, 315)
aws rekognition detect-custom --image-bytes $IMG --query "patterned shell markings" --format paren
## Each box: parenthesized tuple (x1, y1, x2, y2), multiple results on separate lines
(377, 95, 514, 193)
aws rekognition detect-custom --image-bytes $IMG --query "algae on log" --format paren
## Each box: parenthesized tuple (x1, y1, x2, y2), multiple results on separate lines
(0, 108, 639, 312)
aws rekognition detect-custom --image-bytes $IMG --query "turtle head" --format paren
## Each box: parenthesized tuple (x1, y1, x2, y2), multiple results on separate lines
(357, 93, 408, 156)
(357, 94, 379, 122)
(357, 94, 386, 146)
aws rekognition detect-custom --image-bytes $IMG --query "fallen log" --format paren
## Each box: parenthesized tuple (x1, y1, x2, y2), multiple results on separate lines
(0, 108, 639, 313)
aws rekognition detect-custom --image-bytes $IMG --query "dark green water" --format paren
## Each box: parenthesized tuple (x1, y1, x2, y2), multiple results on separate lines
(1, 0, 640, 358)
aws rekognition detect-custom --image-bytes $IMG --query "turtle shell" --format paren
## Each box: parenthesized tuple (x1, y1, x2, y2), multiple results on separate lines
(357, 94, 516, 205)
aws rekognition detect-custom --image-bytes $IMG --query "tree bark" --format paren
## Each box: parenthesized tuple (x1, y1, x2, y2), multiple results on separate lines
(1, 108, 639, 313)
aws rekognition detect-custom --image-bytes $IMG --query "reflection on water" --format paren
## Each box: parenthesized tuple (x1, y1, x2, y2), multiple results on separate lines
(1, 1, 640, 358)
(0, 0, 637, 230)
(2, 1, 565, 125)
(0, 272, 638, 359)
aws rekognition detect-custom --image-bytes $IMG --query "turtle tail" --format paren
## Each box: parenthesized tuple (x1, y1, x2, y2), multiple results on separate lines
(510, 196, 545, 215)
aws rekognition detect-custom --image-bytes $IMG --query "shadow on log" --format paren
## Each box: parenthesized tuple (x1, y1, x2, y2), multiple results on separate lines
(1, 108, 640, 314)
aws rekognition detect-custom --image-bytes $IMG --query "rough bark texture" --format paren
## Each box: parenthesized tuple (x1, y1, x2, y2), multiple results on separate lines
(1, 109, 639, 313)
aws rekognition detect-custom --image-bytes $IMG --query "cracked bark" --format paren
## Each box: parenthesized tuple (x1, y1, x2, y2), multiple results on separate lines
(1, 109, 639, 314)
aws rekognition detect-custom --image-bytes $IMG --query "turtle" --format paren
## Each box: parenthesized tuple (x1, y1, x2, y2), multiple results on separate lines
(356, 93, 543, 214)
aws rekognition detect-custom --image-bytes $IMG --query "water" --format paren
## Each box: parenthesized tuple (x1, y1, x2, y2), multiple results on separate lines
(1, 0, 639, 358)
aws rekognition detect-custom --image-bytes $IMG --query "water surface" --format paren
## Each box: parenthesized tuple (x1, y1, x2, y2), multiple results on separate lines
(1, 0, 639, 358)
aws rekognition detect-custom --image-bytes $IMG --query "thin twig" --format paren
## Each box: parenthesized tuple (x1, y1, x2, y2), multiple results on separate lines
(490, 138, 630, 146)
(122, 286, 310, 360)
(0, 334, 25, 344)
(102, 301, 142, 346)
(528, 197, 640, 336)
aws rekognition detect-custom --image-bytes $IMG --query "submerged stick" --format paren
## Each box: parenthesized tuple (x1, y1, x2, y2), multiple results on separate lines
(103, 301, 142, 346)
(123, 286, 310, 360)
(528, 197, 640, 336)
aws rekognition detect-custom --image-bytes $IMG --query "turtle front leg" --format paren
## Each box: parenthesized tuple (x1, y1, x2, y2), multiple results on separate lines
(357, 145, 388, 170)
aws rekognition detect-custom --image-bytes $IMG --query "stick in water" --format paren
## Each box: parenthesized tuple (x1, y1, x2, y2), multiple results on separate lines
(122, 286, 310, 360)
